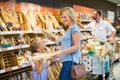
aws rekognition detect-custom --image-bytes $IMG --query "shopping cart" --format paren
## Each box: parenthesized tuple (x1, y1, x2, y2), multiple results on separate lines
(91, 42, 116, 80)
(107, 42, 116, 80)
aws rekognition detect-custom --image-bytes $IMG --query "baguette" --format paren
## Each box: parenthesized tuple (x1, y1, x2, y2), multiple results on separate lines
(41, 29, 56, 38)
(32, 54, 53, 60)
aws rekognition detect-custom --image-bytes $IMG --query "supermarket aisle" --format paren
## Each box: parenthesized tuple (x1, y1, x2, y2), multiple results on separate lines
(113, 62, 120, 80)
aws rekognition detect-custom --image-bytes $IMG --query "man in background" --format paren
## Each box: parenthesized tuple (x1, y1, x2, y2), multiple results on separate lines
(78, 9, 116, 80)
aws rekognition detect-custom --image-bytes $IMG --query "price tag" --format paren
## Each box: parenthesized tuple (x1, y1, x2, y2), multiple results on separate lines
(34, 31, 38, 33)
(12, 66, 19, 70)
(7, 31, 12, 34)
(18, 31, 22, 34)
(22, 45, 26, 48)
(27, 31, 32, 33)
(22, 31, 26, 34)
(22, 45, 29, 48)
(21, 64, 29, 67)
(48, 28, 54, 32)
(34, 31, 42, 34)
(12, 31, 15, 34)
(0, 69, 5, 74)
(2, 31, 7, 34)
(7, 47, 14, 50)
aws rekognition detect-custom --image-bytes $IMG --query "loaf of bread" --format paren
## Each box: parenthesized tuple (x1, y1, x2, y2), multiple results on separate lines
(32, 53, 53, 60)
(49, 14, 60, 29)
(0, 17, 8, 31)
(41, 29, 56, 38)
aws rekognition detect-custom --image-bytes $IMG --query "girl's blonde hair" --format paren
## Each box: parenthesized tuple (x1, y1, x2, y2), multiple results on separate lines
(30, 37, 42, 53)
(60, 7, 76, 24)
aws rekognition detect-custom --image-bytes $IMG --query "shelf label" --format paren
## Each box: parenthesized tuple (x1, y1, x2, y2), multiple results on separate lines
(22, 45, 29, 48)
(7, 47, 14, 50)
(0, 69, 5, 74)
(21, 64, 29, 67)
(12, 66, 19, 70)
(48, 28, 55, 32)
(34, 30, 42, 33)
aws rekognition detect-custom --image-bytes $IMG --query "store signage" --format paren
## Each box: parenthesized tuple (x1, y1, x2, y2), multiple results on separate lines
(108, 11, 115, 23)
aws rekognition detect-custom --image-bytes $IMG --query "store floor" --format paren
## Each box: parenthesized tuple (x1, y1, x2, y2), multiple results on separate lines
(113, 61, 120, 80)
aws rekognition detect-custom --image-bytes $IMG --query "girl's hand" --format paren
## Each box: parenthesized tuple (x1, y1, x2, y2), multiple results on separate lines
(38, 58, 44, 64)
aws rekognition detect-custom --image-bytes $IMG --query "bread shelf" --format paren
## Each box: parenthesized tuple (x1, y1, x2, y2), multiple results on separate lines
(0, 31, 43, 35)
(0, 6, 62, 80)
(47, 29, 64, 33)
(0, 64, 32, 79)
(0, 45, 30, 53)
(81, 29, 93, 41)
(0, 42, 57, 53)
(0, 31, 23, 35)
(0, 29, 64, 36)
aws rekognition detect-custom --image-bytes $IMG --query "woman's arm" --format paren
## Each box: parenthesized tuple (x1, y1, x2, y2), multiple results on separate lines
(53, 31, 81, 58)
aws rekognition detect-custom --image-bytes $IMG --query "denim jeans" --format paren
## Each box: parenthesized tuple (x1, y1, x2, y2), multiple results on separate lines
(59, 61, 77, 80)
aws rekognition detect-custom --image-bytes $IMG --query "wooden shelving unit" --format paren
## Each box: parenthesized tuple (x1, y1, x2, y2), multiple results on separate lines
(0, 65, 32, 80)
(0, 29, 63, 79)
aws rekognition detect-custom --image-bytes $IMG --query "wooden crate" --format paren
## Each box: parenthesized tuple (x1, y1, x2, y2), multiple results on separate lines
(2, 52, 18, 69)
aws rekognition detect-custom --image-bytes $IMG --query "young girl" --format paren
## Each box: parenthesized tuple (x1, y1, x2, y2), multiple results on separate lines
(30, 37, 49, 80)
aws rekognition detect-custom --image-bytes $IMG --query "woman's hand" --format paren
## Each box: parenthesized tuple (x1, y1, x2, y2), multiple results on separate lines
(53, 51, 62, 59)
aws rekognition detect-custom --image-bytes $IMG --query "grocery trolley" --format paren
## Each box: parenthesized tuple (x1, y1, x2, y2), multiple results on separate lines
(107, 42, 116, 80)
(91, 42, 116, 80)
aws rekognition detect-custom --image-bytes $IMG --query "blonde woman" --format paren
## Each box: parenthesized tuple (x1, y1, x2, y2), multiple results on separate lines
(53, 7, 81, 80)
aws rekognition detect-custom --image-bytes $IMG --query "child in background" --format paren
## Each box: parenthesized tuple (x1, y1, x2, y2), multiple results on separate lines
(30, 37, 49, 80)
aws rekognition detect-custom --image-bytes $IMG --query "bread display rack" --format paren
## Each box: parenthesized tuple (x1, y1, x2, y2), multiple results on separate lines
(0, 3, 64, 79)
